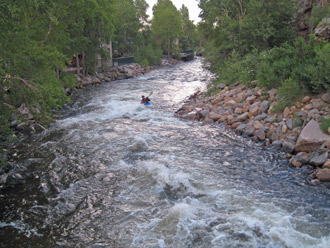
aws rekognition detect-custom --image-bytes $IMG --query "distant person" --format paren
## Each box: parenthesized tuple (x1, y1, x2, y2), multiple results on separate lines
(141, 95, 145, 104)
(140, 95, 151, 105)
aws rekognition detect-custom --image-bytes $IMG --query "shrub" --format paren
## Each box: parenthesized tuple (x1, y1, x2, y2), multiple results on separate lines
(293, 113, 303, 127)
(320, 117, 330, 134)
(60, 73, 77, 90)
(310, 6, 330, 29)
(135, 44, 162, 68)
(257, 36, 330, 93)
(273, 78, 303, 112)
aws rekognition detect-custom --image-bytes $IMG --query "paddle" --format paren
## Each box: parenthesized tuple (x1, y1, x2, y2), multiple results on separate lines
(147, 91, 153, 98)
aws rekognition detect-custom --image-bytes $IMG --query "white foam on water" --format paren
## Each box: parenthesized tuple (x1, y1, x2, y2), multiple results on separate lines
(136, 160, 196, 194)
(0, 221, 42, 237)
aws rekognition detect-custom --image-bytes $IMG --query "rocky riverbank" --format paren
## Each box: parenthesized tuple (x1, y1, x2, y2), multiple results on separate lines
(176, 82, 330, 183)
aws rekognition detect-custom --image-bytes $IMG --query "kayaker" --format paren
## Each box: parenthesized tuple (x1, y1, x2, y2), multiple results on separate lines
(145, 97, 150, 105)
(140, 95, 151, 105)
(141, 95, 146, 104)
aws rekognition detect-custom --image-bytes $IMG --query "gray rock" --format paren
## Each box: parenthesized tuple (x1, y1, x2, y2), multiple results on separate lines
(316, 169, 330, 182)
(244, 127, 255, 137)
(295, 119, 330, 152)
(255, 113, 268, 121)
(270, 132, 278, 142)
(265, 116, 277, 123)
(290, 152, 309, 167)
(310, 152, 328, 167)
(259, 101, 270, 114)
(272, 140, 282, 149)
(199, 110, 210, 119)
(256, 129, 266, 141)
(312, 99, 326, 110)
(235, 124, 247, 135)
(237, 112, 249, 122)
(280, 141, 295, 154)
(321, 92, 330, 103)
(307, 109, 320, 121)
(286, 119, 293, 130)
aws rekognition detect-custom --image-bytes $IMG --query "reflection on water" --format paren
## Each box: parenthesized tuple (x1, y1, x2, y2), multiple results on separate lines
(1, 58, 330, 248)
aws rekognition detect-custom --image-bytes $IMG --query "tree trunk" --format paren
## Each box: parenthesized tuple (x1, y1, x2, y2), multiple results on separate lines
(320, 0, 328, 6)
(82, 52, 86, 75)
(76, 53, 80, 74)
(168, 38, 171, 60)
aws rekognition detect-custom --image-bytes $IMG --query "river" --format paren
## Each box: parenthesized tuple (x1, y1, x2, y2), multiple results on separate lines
(0, 58, 330, 247)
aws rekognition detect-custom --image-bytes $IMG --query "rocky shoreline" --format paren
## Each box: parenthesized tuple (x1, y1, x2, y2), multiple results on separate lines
(176, 82, 330, 184)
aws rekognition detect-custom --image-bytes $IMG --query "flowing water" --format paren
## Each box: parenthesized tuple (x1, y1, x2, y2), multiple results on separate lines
(1, 58, 330, 248)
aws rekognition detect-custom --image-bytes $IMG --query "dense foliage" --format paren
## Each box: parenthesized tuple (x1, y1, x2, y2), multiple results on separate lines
(0, 0, 116, 142)
(151, 0, 183, 57)
(0, 0, 199, 147)
(199, 0, 330, 112)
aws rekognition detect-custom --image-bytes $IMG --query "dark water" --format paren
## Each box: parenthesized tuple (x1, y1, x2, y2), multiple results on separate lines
(1, 59, 330, 248)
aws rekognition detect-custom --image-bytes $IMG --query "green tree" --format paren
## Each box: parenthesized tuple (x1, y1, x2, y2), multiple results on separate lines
(152, 0, 182, 58)
(135, 0, 149, 24)
(180, 4, 199, 51)
(198, 0, 295, 71)
(113, 0, 140, 55)
(0, 0, 115, 140)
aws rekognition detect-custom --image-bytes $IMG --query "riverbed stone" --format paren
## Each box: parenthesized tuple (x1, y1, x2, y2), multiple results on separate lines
(310, 152, 328, 167)
(295, 119, 330, 152)
(290, 152, 309, 167)
(248, 104, 260, 117)
(316, 168, 330, 182)
(307, 109, 320, 119)
(256, 129, 266, 141)
(283, 107, 290, 118)
(281, 141, 295, 154)
(304, 103, 313, 111)
(259, 101, 270, 114)
(255, 113, 268, 121)
(244, 127, 255, 137)
(253, 121, 263, 130)
(234, 107, 244, 114)
(184, 111, 198, 120)
(246, 95, 257, 104)
(235, 124, 247, 135)
(231, 122, 242, 129)
(322, 159, 330, 169)
(207, 112, 222, 121)
(312, 99, 326, 110)
(271, 140, 282, 149)
(265, 115, 277, 123)
(321, 92, 330, 103)
(286, 119, 293, 130)
(226, 115, 235, 125)
(302, 96, 311, 103)
(237, 112, 249, 122)
(199, 110, 210, 119)
(211, 97, 223, 105)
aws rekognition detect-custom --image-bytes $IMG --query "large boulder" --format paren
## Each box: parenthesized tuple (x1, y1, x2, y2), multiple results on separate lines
(294, 120, 330, 152)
